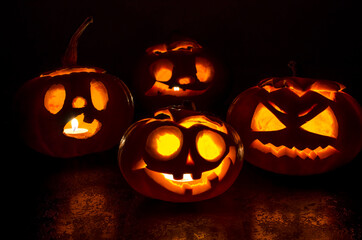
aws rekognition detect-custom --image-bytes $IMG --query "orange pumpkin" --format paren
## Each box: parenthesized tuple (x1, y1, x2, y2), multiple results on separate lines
(119, 106, 244, 202)
(227, 77, 362, 175)
(14, 17, 134, 158)
(133, 38, 226, 112)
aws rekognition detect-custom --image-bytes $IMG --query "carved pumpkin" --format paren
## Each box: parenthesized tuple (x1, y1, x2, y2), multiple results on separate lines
(227, 77, 362, 175)
(14, 17, 134, 158)
(133, 39, 226, 112)
(119, 106, 243, 202)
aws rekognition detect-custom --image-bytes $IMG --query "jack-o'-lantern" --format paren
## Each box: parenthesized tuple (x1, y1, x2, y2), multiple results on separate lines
(227, 76, 362, 175)
(119, 106, 243, 202)
(14, 17, 134, 158)
(133, 39, 226, 112)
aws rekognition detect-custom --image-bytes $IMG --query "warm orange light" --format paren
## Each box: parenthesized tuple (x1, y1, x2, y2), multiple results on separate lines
(186, 153, 195, 165)
(44, 84, 66, 114)
(178, 77, 191, 85)
(146, 44, 168, 55)
(63, 114, 101, 139)
(251, 139, 338, 160)
(146, 126, 183, 160)
(145, 81, 207, 97)
(40, 67, 103, 78)
(196, 130, 226, 162)
(152, 59, 174, 82)
(155, 68, 173, 82)
(156, 133, 180, 156)
(179, 116, 228, 133)
(298, 104, 317, 117)
(309, 82, 345, 101)
(146, 41, 202, 55)
(171, 43, 194, 51)
(268, 101, 286, 114)
(300, 107, 338, 138)
(195, 57, 214, 82)
(251, 103, 286, 132)
(142, 146, 235, 195)
(170, 41, 202, 52)
(90, 80, 108, 111)
(72, 96, 87, 108)
(262, 82, 343, 101)
(153, 109, 174, 120)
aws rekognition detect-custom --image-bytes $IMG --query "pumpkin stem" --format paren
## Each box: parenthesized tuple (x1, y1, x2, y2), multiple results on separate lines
(62, 16, 93, 67)
(288, 60, 297, 77)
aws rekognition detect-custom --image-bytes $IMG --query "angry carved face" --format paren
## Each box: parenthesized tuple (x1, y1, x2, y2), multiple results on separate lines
(227, 77, 362, 175)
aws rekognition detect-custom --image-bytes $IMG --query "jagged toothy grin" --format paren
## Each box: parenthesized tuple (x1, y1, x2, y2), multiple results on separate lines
(132, 147, 237, 195)
(251, 139, 338, 160)
(144, 157, 231, 195)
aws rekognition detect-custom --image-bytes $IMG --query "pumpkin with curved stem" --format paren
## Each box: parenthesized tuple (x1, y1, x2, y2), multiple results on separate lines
(14, 17, 134, 158)
(119, 106, 244, 202)
(227, 76, 362, 175)
(133, 38, 226, 112)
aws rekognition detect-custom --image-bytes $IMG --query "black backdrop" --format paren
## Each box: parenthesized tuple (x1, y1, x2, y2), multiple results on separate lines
(5, 0, 362, 239)
(8, 0, 361, 105)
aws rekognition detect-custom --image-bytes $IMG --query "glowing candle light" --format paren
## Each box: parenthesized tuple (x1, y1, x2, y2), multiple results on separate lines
(64, 118, 88, 135)
(71, 118, 78, 132)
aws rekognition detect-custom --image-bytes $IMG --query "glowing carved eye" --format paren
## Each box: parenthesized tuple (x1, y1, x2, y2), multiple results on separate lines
(146, 126, 183, 160)
(152, 59, 174, 82)
(251, 103, 286, 131)
(196, 130, 226, 162)
(44, 84, 66, 114)
(300, 106, 338, 138)
(90, 80, 108, 110)
(195, 57, 214, 82)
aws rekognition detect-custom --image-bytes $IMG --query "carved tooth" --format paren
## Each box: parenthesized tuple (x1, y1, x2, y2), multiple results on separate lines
(278, 146, 290, 158)
(251, 140, 337, 160)
(309, 151, 318, 160)
(316, 146, 336, 159)
(296, 147, 308, 159)
(173, 173, 184, 180)
(191, 172, 202, 180)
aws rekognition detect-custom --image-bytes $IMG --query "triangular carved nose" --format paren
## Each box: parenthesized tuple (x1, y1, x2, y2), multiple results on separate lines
(186, 153, 195, 166)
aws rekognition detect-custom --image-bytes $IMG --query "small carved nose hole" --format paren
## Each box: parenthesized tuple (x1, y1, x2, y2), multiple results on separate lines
(186, 153, 195, 166)
(72, 96, 87, 108)
(178, 77, 193, 85)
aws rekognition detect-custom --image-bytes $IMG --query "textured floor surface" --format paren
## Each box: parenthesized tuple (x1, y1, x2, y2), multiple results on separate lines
(6, 146, 361, 240)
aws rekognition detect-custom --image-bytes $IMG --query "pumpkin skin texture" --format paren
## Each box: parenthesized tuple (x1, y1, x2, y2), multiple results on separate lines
(227, 77, 362, 175)
(119, 106, 244, 202)
(14, 17, 134, 158)
(133, 39, 226, 113)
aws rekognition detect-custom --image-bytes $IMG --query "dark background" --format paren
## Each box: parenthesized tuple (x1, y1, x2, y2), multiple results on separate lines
(5, 0, 362, 239)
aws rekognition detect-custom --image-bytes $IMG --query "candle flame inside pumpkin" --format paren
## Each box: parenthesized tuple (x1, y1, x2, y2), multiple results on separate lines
(71, 118, 79, 132)
(63, 114, 101, 139)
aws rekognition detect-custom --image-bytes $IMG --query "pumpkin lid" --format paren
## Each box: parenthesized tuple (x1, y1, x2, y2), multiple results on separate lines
(39, 66, 106, 78)
(146, 39, 202, 55)
(258, 77, 346, 93)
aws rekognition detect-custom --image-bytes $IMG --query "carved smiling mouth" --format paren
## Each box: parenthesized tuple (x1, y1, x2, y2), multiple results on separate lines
(145, 82, 207, 97)
(251, 139, 338, 160)
(133, 147, 236, 195)
(63, 113, 101, 139)
(145, 157, 231, 195)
